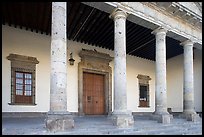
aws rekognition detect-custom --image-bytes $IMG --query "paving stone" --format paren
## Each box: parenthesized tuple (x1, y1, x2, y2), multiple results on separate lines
(2, 115, 202, 135)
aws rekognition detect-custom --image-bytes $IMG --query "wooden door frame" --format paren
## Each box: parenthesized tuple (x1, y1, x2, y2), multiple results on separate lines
(78, 49, 113, 116)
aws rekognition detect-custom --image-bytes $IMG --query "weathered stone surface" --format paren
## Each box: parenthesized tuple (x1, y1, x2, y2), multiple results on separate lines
(49, 2, 68, 112)
(180, 112, 201, 122)
(186, 113, 201, 122)
(181, 40, 196, 115)
(151, 27, 171, 123)
(46, 2, 75, 132)
(112, 114, 134, 128)
(179, 40, 200, 122)
(78, 49, 113, 116)
(151, 113, 173, 124)
(109, 8, 134, 128)
(45, 113, 74, 132)
(2, 115, 202, 135)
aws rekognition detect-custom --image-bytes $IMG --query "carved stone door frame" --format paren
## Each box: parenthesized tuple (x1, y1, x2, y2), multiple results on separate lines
(78, 49, 113, 116)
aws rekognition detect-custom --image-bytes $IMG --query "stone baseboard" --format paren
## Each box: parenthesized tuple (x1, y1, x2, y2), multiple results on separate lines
(2, 112, 46, 118)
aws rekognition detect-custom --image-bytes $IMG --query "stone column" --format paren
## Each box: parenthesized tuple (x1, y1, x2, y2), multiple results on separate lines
(109, 8, 134, 128)
(180, 40, 200, 122)
(45, 2, 74, 132)
(151, 27, 172, 124)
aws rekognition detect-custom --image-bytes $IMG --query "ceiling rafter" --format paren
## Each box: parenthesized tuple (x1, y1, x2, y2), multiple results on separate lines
(2, 2, 183, 61)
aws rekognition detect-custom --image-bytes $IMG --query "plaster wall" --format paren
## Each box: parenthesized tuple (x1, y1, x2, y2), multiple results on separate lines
(2, 25, 202, 113)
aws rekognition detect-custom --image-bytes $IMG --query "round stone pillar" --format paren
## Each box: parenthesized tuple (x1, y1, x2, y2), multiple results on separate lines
(109, 8, 134, 128)
(151, 27, 172, 123)
(180, 40, 200, 122)
(45, 2, 74, 132)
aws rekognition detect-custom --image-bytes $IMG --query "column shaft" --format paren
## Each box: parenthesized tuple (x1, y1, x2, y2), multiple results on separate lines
(50, 2, 67, 112)
(113, 11, 127, 112)
(46, 2, 74, 132)
(109, 9, 134, 128)
(154, 28, 168, 114)
(183, 42, 195, 113)
(151, 27, 172, 124)
(180, 40, 200, 122)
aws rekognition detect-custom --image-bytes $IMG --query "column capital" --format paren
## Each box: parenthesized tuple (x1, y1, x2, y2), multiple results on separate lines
(109, 8, 128, 21)
(180, 40, 194, 46)
(151, 27, 168, 35)
(52, 2, 66, 7)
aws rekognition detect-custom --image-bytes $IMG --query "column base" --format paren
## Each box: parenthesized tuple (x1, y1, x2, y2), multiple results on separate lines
(111, 110, 134, 128)
(45, 111, 74, 132)
(151, 112, 172, 124)
(180, 111, 201, 122)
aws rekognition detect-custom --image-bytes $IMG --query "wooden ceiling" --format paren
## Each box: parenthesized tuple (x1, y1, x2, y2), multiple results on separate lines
(2, 2, 184, 61)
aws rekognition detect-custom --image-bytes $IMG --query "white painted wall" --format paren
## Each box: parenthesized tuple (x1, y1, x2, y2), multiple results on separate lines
(2, 25, 51, 112)
(167, 48, 202, 112)
(126, 56, 155, 112)
(193, 49, 202, 112)
(2, 25, 202, 113)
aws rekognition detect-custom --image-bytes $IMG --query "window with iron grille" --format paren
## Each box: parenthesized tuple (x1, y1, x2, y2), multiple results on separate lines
(7, 53, 39, 105)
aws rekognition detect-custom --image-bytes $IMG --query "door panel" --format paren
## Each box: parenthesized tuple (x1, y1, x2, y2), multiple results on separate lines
(83, 72, 105, 115)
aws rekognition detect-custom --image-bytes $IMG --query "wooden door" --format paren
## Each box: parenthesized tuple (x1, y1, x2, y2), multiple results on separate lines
(83, 72, 105, 115)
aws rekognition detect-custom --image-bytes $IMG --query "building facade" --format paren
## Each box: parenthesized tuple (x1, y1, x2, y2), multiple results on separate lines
(2, 2, 202, 131)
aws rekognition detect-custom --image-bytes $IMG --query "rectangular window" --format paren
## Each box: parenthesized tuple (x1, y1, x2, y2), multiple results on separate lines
(139, 84, 149, 107)
(137, 74, 151, 108)
(15, 71, 33, 104)
(7, 53, 39, 105)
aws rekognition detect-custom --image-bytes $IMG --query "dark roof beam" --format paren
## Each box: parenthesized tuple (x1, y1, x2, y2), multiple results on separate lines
(69, 4, 86, 39)
(127, 28, 152, 53)
(94, 20, 112, 46)
(67, 3, 81, 38)
(74, 8, 98, 43)
(36, 3, 45, 34)
(136, 41, 155, 57)
(76, 8, 98, 43)
(72, 6, 94, 41)
(102, 37, 114, 50)
(128, 38, 155, 54)
(126, 26, 147, 48)
(85, 14, 107, 45)
(71, 8, 91, 42)
(98, 29, 114, 48)
(33, 3, 40, 33)
(45, 3, 51, 35)
(126, 22, 137, 36)
(81, 12, 104, 44)
(84, 11, 104, 44)
(86, 17, 110, 45)
(7, 3, 13, 26)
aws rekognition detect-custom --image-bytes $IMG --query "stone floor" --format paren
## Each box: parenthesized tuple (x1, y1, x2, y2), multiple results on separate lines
(2, 115, 202, 135)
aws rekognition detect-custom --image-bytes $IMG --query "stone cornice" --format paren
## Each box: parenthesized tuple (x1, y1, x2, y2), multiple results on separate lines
(104, 2, 202, 46)
(7, 53, 39, 64)
(137, 74, 151, 81)
(79, 49, 113, 63)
